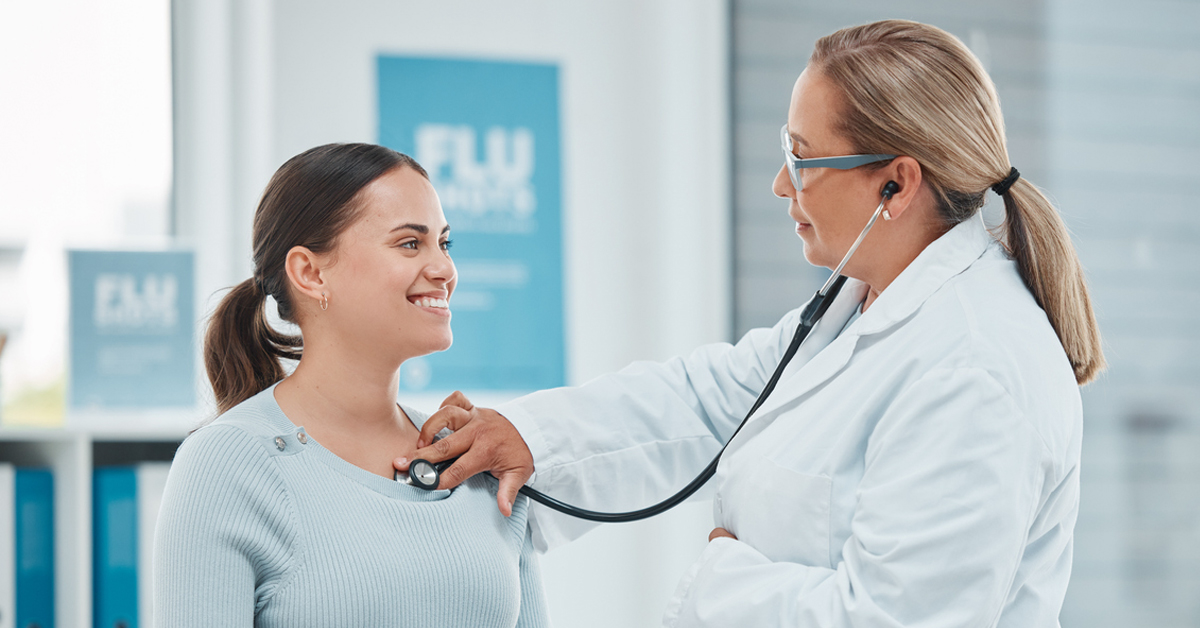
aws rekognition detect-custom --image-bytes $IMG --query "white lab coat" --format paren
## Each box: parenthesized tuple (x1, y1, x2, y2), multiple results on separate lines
(496, 215, 1082, 627)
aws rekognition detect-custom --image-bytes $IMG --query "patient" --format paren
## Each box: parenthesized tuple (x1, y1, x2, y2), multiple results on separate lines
(154, 143, 547, 627)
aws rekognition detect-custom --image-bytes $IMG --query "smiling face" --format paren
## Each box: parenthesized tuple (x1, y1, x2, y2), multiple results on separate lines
(772, 68, 892, 273)
(318, 166, 456, 364)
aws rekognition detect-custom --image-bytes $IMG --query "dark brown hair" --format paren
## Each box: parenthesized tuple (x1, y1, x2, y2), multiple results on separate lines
(204, 143, 428, 414)
(810, 20, 1104, 384)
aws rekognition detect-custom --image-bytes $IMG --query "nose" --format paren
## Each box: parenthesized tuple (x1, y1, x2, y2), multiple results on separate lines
(773, 164, 795, 200)
(424, 249, 456, 287)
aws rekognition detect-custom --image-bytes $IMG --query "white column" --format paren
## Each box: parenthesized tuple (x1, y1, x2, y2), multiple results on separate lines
(230, 0, 275, 281)
(171, 0, 235, 415)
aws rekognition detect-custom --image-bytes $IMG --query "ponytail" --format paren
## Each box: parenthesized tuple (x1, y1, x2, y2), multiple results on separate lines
(811, 20, 1106, 386)
(200, 143, 425, 417)
(1002, 180, 1105, 384)
(203, 278, 302, 414)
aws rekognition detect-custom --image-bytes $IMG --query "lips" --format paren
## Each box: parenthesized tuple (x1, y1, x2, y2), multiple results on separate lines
(790, 203, 811, 235)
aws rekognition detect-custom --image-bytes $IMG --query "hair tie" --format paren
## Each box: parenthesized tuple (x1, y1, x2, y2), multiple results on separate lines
(991, 167, 1020, 196)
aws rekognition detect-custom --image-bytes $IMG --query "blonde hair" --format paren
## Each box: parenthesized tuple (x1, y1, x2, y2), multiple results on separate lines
(810, 19, 1104, 384)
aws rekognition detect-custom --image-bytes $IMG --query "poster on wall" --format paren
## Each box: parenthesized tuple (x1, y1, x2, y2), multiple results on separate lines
(68, 250, 195, 409)
(378, 56, 564, 391)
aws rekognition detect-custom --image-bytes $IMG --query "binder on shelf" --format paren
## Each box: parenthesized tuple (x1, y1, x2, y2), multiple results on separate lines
(135, 463, 170, 627)
(14, 468, 54, 628)
(0, 463, 14, 628)
(94, 467, 136, 628)
(94, 463, 172, 628)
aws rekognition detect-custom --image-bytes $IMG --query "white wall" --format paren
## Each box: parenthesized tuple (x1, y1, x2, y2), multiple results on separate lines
(174, 1, 731, 625)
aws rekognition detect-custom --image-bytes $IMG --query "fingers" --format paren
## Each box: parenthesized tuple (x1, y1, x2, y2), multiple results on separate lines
(434, 449, 485, 491)
(411, 428, 473, 465)
(397, 401, 477, 472)
(417, 405, 473, 448)
(404, 404, 535, 516)
(494, 468, 532, 517)
(440, 390, 474, 411)
(708, 527, 737, 542)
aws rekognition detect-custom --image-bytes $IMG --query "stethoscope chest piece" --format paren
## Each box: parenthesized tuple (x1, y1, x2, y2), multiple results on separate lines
(398, 457, 458, 491)
(408, 459, 441, 490)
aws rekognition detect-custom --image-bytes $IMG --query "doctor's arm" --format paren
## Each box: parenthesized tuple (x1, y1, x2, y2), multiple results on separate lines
(668, 367, 1050, 627)
(404, 306, 806, 530)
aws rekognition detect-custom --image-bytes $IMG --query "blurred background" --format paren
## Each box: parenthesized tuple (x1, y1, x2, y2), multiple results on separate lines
(0, 0, 1197, 626)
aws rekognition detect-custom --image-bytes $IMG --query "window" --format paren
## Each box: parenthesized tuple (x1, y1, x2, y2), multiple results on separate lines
(0, 0, 172, 424)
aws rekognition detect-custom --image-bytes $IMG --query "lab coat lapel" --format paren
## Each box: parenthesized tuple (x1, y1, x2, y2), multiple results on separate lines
(723, 215, 996, 456)
(722, 280, 867, 458)
(777, 279, 869, 384)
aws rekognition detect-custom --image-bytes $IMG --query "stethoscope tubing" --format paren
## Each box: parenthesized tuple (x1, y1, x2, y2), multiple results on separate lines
(412, 193, 890, 523)
(509, 274, 848, 523)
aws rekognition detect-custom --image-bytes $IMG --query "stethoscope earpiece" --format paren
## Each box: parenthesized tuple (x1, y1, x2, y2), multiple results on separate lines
(881, 181, 900, 200)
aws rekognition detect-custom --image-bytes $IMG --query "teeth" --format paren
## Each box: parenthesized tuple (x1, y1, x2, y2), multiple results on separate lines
(414, 297, 448, 309)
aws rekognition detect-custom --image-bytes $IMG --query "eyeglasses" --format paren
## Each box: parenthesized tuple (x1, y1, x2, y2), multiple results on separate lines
(780, 124, 896, 191)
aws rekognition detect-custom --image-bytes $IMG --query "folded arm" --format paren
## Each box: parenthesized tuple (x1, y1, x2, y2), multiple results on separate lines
(668, 367, 1049, 627)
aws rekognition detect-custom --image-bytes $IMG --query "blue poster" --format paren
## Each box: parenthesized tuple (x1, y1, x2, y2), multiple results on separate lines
(379, 56, 564, 391)
(68, 250, 195, 408)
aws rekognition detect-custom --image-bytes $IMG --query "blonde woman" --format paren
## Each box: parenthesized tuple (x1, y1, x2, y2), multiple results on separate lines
(402, 20, 1103, 626)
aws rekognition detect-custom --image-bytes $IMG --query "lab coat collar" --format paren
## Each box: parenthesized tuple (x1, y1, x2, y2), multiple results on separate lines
(726, 214, 997, 449)
(854, 212, 995, 336)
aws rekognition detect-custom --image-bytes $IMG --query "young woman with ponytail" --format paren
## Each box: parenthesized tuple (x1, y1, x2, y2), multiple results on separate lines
(406, 20, 1105, 627)
(154, 143, 548, 627)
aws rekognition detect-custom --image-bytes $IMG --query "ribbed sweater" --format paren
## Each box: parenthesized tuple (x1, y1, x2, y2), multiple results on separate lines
(154, 384, 549, 627)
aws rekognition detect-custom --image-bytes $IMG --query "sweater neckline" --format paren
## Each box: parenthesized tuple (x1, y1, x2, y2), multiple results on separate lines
(249, 382, 453, 502)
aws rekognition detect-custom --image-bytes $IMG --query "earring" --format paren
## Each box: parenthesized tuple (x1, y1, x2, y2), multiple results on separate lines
(882, 209, 893, 221)
(320, 293, 329, 311)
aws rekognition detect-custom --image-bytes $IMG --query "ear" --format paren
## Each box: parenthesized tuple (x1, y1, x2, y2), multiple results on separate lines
(283, 245, 329, 305)
(878, 156, 924, 220)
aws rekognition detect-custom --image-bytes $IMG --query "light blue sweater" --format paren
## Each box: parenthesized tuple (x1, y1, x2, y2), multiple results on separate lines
(154, 384, 549, 627)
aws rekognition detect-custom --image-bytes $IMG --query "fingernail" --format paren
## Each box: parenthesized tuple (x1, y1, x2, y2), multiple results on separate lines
(417, 439, 427, 449)
(395, 457, 408, 467)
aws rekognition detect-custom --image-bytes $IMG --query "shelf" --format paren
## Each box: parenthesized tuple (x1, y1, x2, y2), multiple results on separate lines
(0, 418, 191, 628)
(0, 427, 81, 442)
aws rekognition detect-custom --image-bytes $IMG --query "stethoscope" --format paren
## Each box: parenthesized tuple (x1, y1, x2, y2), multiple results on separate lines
(401, 182, 900, 522)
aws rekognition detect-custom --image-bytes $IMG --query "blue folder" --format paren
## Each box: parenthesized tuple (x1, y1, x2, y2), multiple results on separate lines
(93, 468, 137, 628)
(15, 468, 54, 628)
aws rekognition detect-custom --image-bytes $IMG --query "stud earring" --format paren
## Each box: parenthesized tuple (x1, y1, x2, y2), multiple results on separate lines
(882, 210, 893, 221)
(320, 293, 329, 311)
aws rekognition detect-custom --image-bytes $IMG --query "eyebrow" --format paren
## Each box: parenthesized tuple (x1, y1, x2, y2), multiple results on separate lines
(390, 223, 452, 235)
(788, 129, 810, 148)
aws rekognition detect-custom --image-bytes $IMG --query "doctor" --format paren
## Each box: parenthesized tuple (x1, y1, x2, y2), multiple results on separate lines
(399, 19, 1104, 626)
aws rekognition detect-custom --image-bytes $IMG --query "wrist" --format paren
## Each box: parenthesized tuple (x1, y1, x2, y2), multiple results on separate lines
(493, 401, 550, 483)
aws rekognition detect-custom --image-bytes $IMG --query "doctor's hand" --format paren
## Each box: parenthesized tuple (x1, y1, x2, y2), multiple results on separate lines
(708, 528, 737, 542)
(393, 391, 534, 517)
